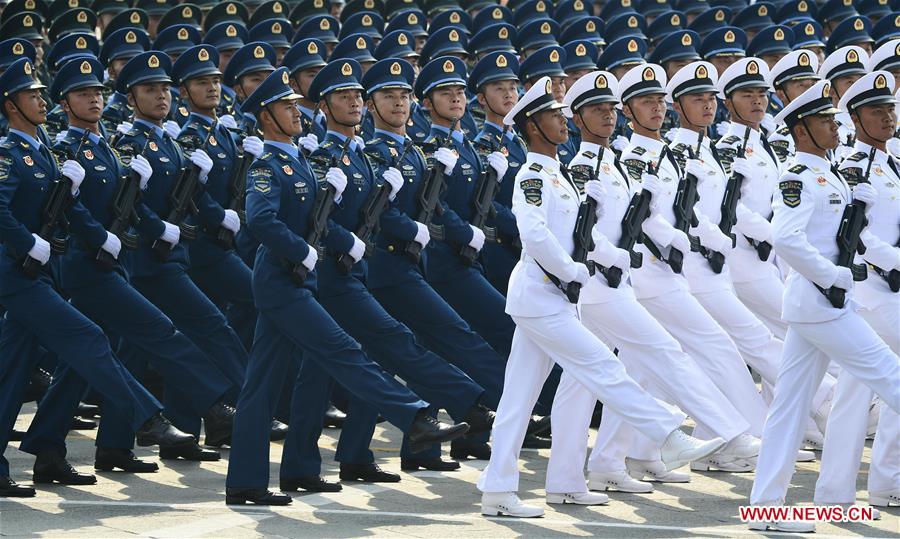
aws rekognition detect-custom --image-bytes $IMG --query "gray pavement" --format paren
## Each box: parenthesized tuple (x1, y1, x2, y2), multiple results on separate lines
(0, 403, 898, 538)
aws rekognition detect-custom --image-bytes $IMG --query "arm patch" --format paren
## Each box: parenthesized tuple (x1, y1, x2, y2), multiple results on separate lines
(520, 178, 543, 206)
(840, 166, 864, 187)
(250, 166, 273, 193)
(623, 158, 646, 181)
(779, 179, 803, 208)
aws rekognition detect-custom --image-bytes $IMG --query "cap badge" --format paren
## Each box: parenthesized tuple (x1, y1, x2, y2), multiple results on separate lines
(492, 7, 502, 18)
(536, 1, 546, 11)
(575, 43, 586, 56)
(496, 54, 508, 67)
(449, 29, 459, 41)
(672, 14, 680, 24)
(714, 10, 724, 21)
(253, 45, 265, 58)
(442, 59, 454, 73)
(79, 60, 91, 74)
(272, 22, 282, 33)
(681, 33, 692, 46)
(362, 14, 372, 25)
(627, 39, 638, 52)
(227, 4, 237, 14)
(549, 49, 560, 62)
(747, 60, 758, 74)
(449, 12, 460, 23)
(627, 16, 637, 28)
(847, 49, 859, 63)
(398, 33, 408, 45)
(390, 61, 402, 74)
(695, 64, 707, 78)
(822, 82, 831, 98)
(76, 37, 86, 49)
(23, 61, 32, 75)
(342, 62, 353, 75)
(356, 36, 366, 48)
(875, 74, 887, 89)
(805, 23, 815, 35)
(320, 18, 330, 30)
(853, 18, 864, 31)
(182, 6, 192, 17)
(724, 30, 735, 43)
(540, 22, 551, 33)
(148, 54, 160, 68)
(499, 27, 508, 38)
(642, 66, 655, 80)
(12, 43, 23, 55)
(774, 28, 784, 40)
(226, 25, 237, 37)
(799, 52, 810, 66)
(77, 11, 88, 23)
(125, 31, 137, 43)
(586, 20, 596, 31)
(595, 73, 607, 88)
(282, 70, 289, 84)
(177, 28, 189, 40)
(274, 2, 283, 12)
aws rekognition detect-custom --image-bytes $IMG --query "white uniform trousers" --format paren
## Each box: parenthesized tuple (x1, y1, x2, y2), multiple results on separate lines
(731, 266, 789, 340)
(477, 306, 684, 493)
(750, 309, 900, 505)
(545, 298, 751, 493)
(815, 297, 900, 504)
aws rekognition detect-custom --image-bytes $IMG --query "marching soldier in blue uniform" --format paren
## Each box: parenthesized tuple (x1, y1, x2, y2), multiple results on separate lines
(111, 51, 250, 450)
(470, 51, 527, 295)
(224, 66, 470, 504)
(0, 57, 192, 498)
(99, 28, 150, 135)
(18, 56, 239, 475)
(362, 57, 508, 464)
(222, 41, 277, 136)
(282, 38, 328, 152)
(279, 58, 494, 489)
(173, 44, 259, 354)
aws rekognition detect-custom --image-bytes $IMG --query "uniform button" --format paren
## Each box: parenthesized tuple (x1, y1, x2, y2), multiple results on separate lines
(467, 178, 472, 182)
(388, 245, 394, 252)
(301, 196, 305, 201)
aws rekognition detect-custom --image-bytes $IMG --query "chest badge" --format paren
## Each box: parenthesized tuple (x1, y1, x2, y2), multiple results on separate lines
(23, 155, 33, 166)
(159, 156, 170, 163)
(94, 165, 106, 171)
(83, 149, 94, 160)
(208, 136, 217, 147)
(874, 166, 884, 176)
(817, 176, 827, 186)
(745, 147, 754, 156)
(389, 147, 398, 157)
(148, 141, 158, 151)
(283, 164, 293, 175)
(342, 155, 351, 166)
(501, 146, 509, 156)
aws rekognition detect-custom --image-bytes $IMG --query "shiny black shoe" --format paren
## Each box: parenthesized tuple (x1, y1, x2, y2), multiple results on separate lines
(33, 451, 97, 485)
(527, 415, 551, 437)
(407, 410, 469, 453)
(280, 475, 342, 492)
(225, 488, 292, 505)
(270, 419, 288, 441)
(94, 447, 158, 473)
(10, 429, 24, 442)
(203, 402, 235, 448)
(400, 457, 461, 471)
(76, 402, 101, 419)
(135, 413, 195, 448)
(450, 438, 492, 460)
(0, 476, 35, 497)
(159, 441, 220, 461)
(462, 404, 495, 435)
(523, 433, 552, 449)
(323, 405, 346, 429)
(69, 417, 97, 431)
(339, 463, 401, 483)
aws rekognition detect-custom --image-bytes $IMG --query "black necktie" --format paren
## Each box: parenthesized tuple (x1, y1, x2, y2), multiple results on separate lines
(887, 156, 900, 179)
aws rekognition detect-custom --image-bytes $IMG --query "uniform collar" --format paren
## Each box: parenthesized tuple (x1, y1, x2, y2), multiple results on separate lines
(483, 121, 512, 141)
(8, 128, 42, 151)
(135, 118, 165, 138)
(266, 140, 299, 158)
(725, 122, 762, 147)
(527, 151, 560, 175)
(66, 126, 102, 145)
(431, 123, 464, 144)
(795, 151, 834, 173)
(578, 140, 607, 159)
(374, 128, 405, 145)
(327, 129, 360, 152)
(671, 127, 709, 150)
(188, 112, 216, 127)
(629, 132, 665, 153)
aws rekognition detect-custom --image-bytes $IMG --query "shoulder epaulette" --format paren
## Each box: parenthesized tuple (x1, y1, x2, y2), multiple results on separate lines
(258, 151, 273, 161)
(720, 135, 739, 146)
(582, 150, 596, 159)
(670, 142, 687, 155)
(776, 126, 790, 136)
(528, 162, 543, 172)
(0, 140, 14, 150)
(788, 164, 807, 174)
(845, 151, 867, 163)
(631, 146, 646, 156)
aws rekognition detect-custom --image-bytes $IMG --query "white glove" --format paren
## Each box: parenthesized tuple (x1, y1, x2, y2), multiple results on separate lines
(54, 130, 67, 144)
(298, 133, 319, 154)
(697, 220, 732, 254)
(221, 209, 241, 234)
(670, 229, 691, 253)
(611, 135, 629, 153)
(731, 156, 753, 182)
(487, 151, 508, 178)
(760, 114, 776, 135)
(241, 135, 264, 158)
(663, 129, 676, 142)
(60, 159, 85, 194)
(28, 233, 50, 265)
(190, 149, 213, 184)
(348, 232, 366, 262)
(640, 172, 665, 198)
(852, 182, 877, 209)
(354, 136, 365, 150)
(130, 154, 153, 190)
(218, 114, 238, 130)
(413, 221, 430, 247)
(468, 225, 485, 251)
(435, 146, 457, 173)
(382, 167, 404, 201)
(325, 167, 347, 201)
(831, 265, 854, 292)
(886, 137, 900, 158)
(301, 246, 318, 271)
(101, 231, 122, 259)
(716, 121, 731, 138)
(116, 121, 133, 135)
(584, 179, 606, 218)
(160, 220, 180, 245)
(684, 158, 705, 182)
(572, 262, 591, 285)
(163, 120, 181, 139)
(611, 247, 631, 271)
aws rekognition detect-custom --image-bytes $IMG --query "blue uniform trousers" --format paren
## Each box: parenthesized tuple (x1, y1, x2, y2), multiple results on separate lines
(225, 292, 427, 489)
(21, 270, 234, 453)
(0, 277, 160, 476)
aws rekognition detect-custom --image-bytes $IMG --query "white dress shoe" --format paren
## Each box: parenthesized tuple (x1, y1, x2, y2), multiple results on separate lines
(625, 457, 690, 483)
(716, 433, 760, 460)
(690, 456, 755, 472)
(747, 520, 815, 533)
(547, 491, 609, 505)
(588, 470, 653, 493)
(481, 492, 544, 518)
(796, 449, 816, 462)
(660, 429, 725, 471)
(869, 490, 899, 507)
(803, 429, 824, 451)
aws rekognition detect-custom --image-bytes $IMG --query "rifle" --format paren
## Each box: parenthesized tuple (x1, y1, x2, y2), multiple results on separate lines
(670, 130, 703, 274)
(459, 127, 507, 265)
(405, 118, 458, 263)
(600, 149, 651, 288)
(21, 133, 89, 278)
(96, 138, 149, 271)
(289, 135, 354, 285)
(335, 140, 412, 274)
(215, 130, 255, 249)
(818, 146, 875, 308)
(151, 129, 213, 260)
(561, 154, 602, 302)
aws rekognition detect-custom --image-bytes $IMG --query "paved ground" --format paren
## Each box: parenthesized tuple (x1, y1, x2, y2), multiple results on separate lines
(0, 403, 897, 538)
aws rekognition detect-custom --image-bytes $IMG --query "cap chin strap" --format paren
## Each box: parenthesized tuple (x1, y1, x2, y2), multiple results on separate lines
(263, 102, 293, 139)
(324, 94, 360, 129)
(63, 93, 98, 127)
(852, 109, 891, 144)
(799, 117, 832, 152)
(676, 95, 708, 131)
(726, 95, 753, 125)
(576, 108, 607, 140)
(8, 94, 42, 128)
(370, 98, 408, 131)
(528, 114, 557, 147)
(183, 82, 218, 118)
(624, 100, 660, 134)
(128, 88, 166, 127)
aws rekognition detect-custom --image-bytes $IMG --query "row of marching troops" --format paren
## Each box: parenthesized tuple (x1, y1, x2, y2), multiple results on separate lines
(0, 0, 896, 531)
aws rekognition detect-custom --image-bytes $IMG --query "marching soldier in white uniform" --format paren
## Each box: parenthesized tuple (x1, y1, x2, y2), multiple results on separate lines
(816, 71, 900, 509)
(545, 70, 760, 497)
(748, 79, 900, 533)
(608, 63, 768, 481)
(767, 51, 821, 167)
(820, 46, 870, 162)
(476, 76, 725, 518)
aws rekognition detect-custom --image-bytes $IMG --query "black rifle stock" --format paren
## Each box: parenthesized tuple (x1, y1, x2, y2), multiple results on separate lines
(601, 150, 651, 288)
(290, 136, 353, 285)
(215, 128, 255, 249)
(96, 138, 149, 271)
(21, 133, 89, 278)
(670, 132, 702, 274)
(459, 127, 507, 265)
(405, 118, 458, 263)
(561, 154, 602, 303)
